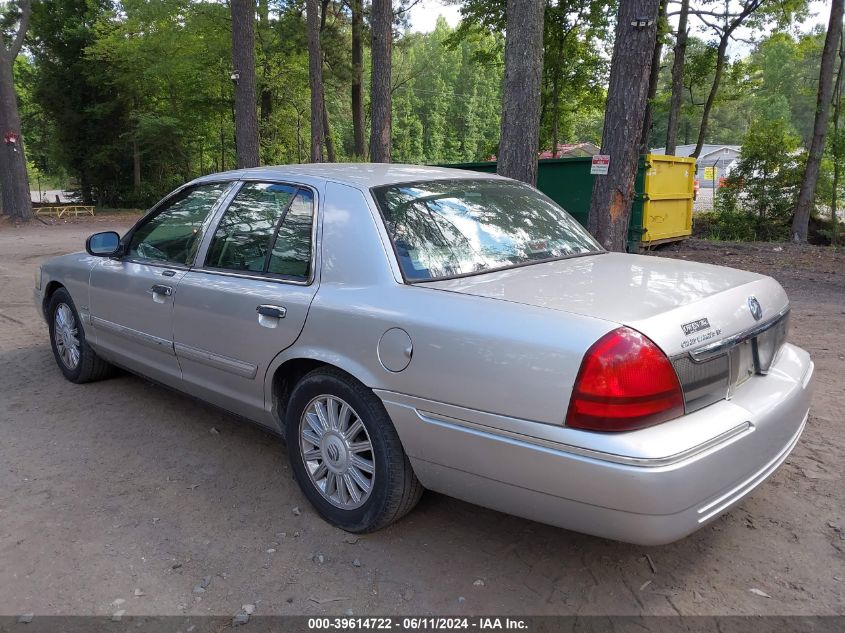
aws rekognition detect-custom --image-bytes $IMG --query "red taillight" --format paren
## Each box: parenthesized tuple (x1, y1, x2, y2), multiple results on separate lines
(566, 327, 684, 432)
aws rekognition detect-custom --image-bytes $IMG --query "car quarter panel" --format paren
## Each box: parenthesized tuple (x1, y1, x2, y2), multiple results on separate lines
(265, 180, 617, 427)
(380, 343, 812, 544)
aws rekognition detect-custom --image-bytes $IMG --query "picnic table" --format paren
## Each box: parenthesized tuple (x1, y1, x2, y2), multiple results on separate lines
(34, 205, 95, 218)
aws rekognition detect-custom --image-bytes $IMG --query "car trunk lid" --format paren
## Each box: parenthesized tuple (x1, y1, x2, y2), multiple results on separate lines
(424, 252, 790, 358)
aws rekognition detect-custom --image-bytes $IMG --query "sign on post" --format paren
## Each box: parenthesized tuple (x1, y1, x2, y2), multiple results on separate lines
(704, 166, 717, 180)
(590, 155, 610, 175)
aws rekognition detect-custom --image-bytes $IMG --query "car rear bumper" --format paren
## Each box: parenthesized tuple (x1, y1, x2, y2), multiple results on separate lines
(377, 343, 813, 545)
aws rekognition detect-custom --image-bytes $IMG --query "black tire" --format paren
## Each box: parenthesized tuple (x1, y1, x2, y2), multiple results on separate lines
(287, 367, 423, 532)
(47, 288, 115, 384)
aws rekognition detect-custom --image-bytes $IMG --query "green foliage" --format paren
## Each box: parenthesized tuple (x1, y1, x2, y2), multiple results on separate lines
(713, 118, 803, 240)
(649, 25, 826, 151)
(28, 0, 131, 205)
(20, 3, 508, 205)
(14, 0, 841, 221)
(391, 20, 503, 164)
(449, 0, 613, 152)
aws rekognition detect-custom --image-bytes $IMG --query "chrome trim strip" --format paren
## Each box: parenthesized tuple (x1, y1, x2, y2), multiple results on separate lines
(188, 267, 311, 287)
(90, 316, 174, 353)
(174, 342, 257, 379)
(696, 410, 807, 522)
(413, 409, 754, 468)
(688, 306, 791, 361)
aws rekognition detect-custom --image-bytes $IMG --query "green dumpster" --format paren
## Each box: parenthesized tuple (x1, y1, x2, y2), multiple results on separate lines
(440, 155, 694, 252)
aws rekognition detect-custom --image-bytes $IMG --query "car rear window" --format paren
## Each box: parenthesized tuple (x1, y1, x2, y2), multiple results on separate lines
(371, 179, 602, 281)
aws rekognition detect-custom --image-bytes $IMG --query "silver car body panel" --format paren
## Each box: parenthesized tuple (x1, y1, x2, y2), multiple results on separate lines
(425, 252, 790, 358)
(35, 164, 813, 544)
(88, 260, 188, 384)
(381, 344, 812, 545)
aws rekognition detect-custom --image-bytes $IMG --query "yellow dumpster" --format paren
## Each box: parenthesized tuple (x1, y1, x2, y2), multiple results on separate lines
(638, 154, 696, 247)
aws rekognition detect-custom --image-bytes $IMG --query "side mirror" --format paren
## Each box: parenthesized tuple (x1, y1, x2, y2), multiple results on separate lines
(86, 231, 121, 257)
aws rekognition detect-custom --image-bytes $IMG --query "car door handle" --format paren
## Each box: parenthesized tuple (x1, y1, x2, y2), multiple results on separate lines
(151, 284, 173, 297)
(256, 305, 286, 319)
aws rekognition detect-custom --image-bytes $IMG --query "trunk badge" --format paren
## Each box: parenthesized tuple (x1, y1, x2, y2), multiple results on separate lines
(748, 296, 763, 321)
(681, 318, 711, 335)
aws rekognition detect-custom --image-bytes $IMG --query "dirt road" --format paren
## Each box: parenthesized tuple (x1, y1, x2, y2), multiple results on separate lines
(1, 218, 843, 617)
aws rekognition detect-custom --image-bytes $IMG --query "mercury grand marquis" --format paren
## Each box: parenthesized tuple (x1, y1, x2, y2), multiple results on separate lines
(34, 164, 814, 545)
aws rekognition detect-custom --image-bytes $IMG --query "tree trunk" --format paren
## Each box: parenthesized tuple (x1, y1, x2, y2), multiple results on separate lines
(0, 0, 32, 221)
(351, 0, 366, 157)
(831, 33, 845, 245)
(133, 139, 141, 192)
(550, 26, 563, 157)
(0, 58, 32, 221)
(665, 0, 688, 155)
(321, 85, 336, 162)
(588, 0, 660, 251)
(307, 0, 325, 162)
(496, 0, 544, 185)
(369, 0, 392, 163)
(640, 0, 667, 152)
(792, 0, 845, 242)
(691, 1, 765, 159)
(230, 0, 260, 168)
(258, 0, 272, 124)
(691, 34, 729, 159)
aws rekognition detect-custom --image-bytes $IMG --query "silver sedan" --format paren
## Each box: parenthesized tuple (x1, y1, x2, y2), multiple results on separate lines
(34, 164, 813, 545)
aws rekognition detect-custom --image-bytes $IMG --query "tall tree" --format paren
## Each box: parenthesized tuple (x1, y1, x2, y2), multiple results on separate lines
(257, 0, 273, 126)
(664, 0, 689, 155)
(831, 32, 845, 245)
(307, 0, 325, 162)
(318, 0, 335, 162)
(588, 0, 660, 251)
(640, 0, 668, 151)
(370, 0, 392, 162)
(690, 0, 764, 158)
(0, 0, 32, 221)
(351, 0, 365, 157)
(792, 0, 844, 242)
(231, 0, 260, 168)
(497, 0, 544, 185)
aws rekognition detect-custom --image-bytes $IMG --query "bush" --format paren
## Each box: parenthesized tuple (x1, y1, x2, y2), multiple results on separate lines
(712, 118, 803, 241)
(694, 209, 759, 241)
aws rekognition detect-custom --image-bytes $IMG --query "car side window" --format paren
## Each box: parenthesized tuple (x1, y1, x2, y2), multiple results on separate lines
(128, 183, 229, 265)
(205, 184, 314, 280)
(268, 189, 315, 279)
(205, 182, 297, 272)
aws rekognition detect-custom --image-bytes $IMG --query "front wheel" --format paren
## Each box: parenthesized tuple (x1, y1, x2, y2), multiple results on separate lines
(287, 368, 422, 532)
(47, 288, 114, 383)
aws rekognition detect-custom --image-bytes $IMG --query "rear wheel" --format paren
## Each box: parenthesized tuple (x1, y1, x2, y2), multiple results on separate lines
(287, 367, 422, 532)
(48, 288, 114, 383)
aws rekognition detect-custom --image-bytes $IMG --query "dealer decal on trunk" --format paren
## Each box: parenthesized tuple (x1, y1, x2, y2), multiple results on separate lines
(681, 318, 711, 336)
(680, 318, 722, 349)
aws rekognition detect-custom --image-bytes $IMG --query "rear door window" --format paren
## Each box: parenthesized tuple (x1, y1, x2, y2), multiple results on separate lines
(205, 183, 315, 281)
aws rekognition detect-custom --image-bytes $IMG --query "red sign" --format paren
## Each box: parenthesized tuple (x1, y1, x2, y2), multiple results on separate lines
(590, 154, 610, 175)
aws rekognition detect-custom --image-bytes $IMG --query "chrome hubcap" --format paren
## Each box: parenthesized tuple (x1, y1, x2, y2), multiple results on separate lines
(54, 303, 80, 370)
(300, 395, 375, 509)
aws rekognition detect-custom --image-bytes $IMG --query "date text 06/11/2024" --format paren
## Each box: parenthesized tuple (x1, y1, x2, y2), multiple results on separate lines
(307, 617, 529, 631)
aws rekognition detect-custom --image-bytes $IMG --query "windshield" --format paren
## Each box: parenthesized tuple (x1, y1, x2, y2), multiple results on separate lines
(372, 179, 602, 281)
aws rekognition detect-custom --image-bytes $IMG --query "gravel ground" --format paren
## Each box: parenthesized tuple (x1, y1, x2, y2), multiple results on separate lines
(1, 217, 843, 617)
